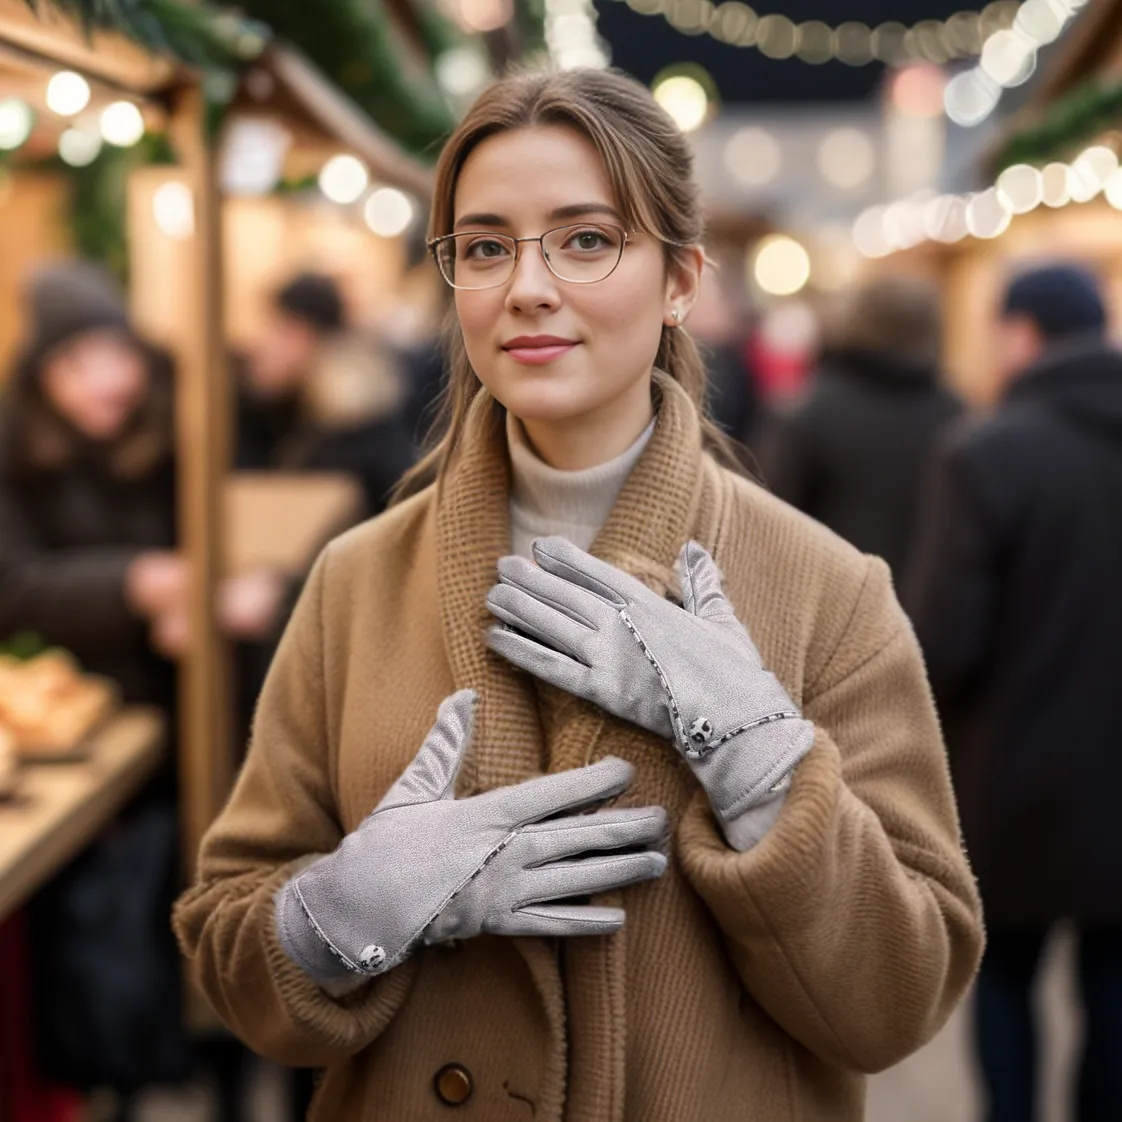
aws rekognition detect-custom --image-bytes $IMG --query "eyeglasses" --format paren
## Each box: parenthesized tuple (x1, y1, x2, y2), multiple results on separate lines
(428, 223, 630, 291)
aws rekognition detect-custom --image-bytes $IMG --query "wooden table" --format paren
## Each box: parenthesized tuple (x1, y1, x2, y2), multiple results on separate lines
(0, 708, 165, 924)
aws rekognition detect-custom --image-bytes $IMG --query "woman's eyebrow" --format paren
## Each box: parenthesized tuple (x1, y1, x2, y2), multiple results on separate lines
(452, 202, 624, 231)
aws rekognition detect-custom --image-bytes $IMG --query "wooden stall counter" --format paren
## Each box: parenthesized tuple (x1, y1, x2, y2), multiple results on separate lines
(0, 708, 165, 924)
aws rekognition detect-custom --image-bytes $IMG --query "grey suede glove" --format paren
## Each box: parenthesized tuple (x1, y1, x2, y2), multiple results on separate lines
(275, 689, 668, 985)
(485, 537, 814, 828)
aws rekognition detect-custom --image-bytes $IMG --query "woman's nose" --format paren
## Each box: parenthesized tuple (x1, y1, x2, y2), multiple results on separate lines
(505, 241, 561, 312)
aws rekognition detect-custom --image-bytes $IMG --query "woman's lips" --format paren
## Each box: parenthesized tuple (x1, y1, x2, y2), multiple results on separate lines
(503, 342, 577, 365)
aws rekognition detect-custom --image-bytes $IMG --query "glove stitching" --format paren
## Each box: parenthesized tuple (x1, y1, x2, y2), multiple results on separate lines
(618, 609, 801, 771)
(418, 830, 518, 946)
(295, 830, 519, 977)
(292, 879, 364, 975)
(618, 608, 692, 754)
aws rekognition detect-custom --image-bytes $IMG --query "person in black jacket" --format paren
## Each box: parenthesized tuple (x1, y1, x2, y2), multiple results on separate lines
(906, 263, 1122, 1122)
(756, 274, 962, 585)
(235, 272, 417, 519)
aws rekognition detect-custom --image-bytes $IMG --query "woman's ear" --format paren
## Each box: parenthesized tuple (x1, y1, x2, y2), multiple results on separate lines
(663, 246, 706, 329)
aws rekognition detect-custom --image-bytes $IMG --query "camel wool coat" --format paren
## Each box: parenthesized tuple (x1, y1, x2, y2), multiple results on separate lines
(174, 371, 983, 1122)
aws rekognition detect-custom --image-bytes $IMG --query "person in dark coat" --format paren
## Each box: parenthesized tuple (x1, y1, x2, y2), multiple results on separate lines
(0, 261, 195, 1118)
(756, 275, 962, 584)
(0, 262, 182, 715)
(235, 272, 417, 519)
(906, 263, 1122, 1122)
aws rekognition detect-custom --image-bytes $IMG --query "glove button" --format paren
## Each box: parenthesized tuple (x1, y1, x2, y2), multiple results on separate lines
(434, 1062, 474, 1107)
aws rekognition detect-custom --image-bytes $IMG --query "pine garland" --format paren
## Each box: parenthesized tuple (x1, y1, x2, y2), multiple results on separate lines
(23, 0, 459, 156)
(998, 79, 1122, 169)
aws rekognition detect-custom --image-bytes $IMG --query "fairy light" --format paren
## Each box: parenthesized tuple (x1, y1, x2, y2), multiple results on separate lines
(853, 142, 1119, 258)
(945, 0, 1084, 127)
(604, 0, 1024, 67)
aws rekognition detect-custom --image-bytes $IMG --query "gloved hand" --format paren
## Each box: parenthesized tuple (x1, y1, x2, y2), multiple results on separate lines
(485, 537, 814, 828)
(276, 689, 668, 984)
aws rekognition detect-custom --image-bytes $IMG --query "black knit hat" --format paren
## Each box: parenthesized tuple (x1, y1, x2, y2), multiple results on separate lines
(21, 261, 132, 368)
(1001, 263, 1107, 342)
(274, 272, 345, 334)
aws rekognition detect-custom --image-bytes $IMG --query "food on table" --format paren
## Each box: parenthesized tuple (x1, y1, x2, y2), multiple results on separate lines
(0, 650, 118, 755)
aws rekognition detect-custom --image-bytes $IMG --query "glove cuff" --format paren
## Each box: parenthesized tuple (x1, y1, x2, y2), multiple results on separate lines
(275, 877, 358, 986)
(693, 715, 815, 822)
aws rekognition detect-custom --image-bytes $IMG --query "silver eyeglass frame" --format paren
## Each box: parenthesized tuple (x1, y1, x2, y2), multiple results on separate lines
(426, 222, 632, 291)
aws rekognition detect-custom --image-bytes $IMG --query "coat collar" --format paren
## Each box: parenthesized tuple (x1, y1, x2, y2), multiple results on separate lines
(435, 369, 707, 796)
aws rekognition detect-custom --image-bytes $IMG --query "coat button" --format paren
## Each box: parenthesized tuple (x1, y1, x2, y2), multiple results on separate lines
(433, 1063, 474, 1107)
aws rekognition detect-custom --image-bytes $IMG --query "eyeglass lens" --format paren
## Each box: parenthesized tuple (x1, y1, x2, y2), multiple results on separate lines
(435, 224, 625, 289)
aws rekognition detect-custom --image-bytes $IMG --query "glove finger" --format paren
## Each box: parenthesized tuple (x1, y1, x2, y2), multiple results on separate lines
(496, 554, 612, 627)
(520, 851, 667, 906)
(530, 537, 642, 607)
(488, 754, 634, 825)
(679, 541, 737, 623)
(487, 583, 595, 664)
(375, 688, 477, 812)
(497, 904, 626, 938)
(519, 805, 668, 863)
(487, 625, 591, 694)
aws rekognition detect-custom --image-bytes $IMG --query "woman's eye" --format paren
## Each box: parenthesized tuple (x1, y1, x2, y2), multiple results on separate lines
(464, 237, 510, 260)
(565, 228, 611, 252)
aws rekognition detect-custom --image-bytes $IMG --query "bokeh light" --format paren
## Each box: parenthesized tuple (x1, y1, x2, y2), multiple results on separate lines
(724, 126, 781, 187)
(0, 99, 33, 150)
(363, 188, 415, 237)
(100, 101, 145, 147)
(46, 71, 90, 117)
(752, 234, 811, 296)
(652, 73, 711, 132)
(318, 154, 369, 205)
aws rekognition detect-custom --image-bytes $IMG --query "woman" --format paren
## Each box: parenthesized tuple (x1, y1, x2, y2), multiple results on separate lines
(175, 70, 983, 1120)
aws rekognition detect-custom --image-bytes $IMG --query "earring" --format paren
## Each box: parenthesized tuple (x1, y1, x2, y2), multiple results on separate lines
(669, 308, 682, 326)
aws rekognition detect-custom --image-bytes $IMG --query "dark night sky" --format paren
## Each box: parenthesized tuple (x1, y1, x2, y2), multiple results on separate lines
(594, 0, 977, 103)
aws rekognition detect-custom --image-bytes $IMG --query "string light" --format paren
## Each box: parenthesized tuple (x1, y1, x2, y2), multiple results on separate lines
(604, 0, 1023, 67)
(46, 71, 90, 116)
(364, 188, 415, 237)
(944, 0, 1086, 126)
(100, 101, 145, 147)
(853, 142, 1119, 258)
(318, 154, 368, 204)
(545, 0, 609, 69)
(0, 99, 33, 150)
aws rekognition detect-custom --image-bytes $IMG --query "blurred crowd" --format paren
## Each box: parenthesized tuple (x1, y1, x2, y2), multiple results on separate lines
(1, 251, 1119, 1122)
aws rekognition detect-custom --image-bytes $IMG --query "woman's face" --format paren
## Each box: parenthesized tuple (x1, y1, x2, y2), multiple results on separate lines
(451, 125, 701, 466)
(41, 330, 149, 442)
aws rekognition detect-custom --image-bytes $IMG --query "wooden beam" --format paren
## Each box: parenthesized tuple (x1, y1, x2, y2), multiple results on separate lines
(0, 0, 174, 94)
(250, 44, 435, 198)
(167, 84, 232, 880)
(1030, 0, 1122, 106)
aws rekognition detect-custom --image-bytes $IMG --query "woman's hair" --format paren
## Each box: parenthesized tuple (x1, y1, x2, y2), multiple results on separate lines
(389, 67, 752, 506)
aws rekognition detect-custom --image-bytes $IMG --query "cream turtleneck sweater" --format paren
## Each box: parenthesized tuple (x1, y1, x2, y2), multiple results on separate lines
(504, 409, 786, 851)
(506, 410, 656, 560)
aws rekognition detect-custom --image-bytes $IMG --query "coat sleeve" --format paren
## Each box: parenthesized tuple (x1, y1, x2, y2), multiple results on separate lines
(677, 557, 983, 1074)
(172, 547, 417, 1067)
(0, 480, 146, 655)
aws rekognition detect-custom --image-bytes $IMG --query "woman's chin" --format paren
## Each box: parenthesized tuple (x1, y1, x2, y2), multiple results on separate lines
(487, 369, 595, 424)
